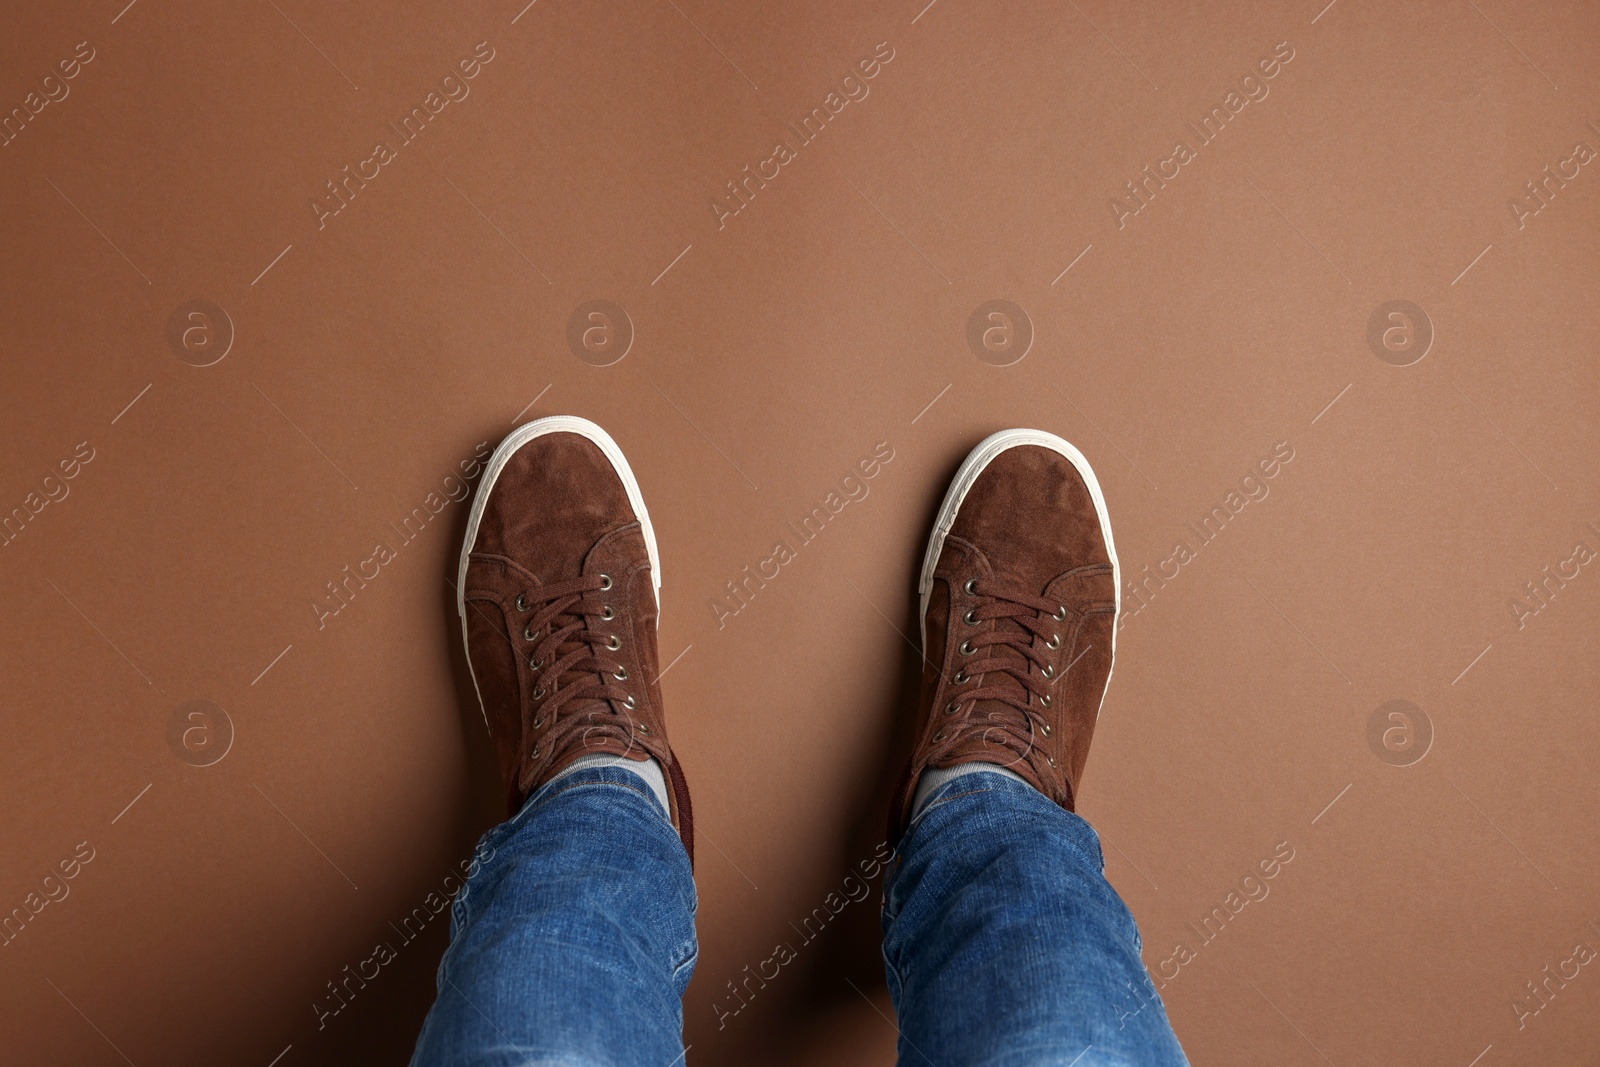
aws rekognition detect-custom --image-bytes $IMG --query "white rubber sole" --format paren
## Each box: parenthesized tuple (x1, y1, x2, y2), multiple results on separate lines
(457, 416, 661, 728)
(917, 428, 1121, 715)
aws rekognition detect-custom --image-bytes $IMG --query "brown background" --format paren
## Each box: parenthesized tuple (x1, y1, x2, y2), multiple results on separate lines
(3, 1, 1598, 1064)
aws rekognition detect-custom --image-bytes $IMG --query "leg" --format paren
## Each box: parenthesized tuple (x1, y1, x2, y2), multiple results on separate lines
(410, 764, 696, 1067)
(413, 416, 698, 1065)
(884, 770, 1185, 1066)
(885, 430, 1188, 1064)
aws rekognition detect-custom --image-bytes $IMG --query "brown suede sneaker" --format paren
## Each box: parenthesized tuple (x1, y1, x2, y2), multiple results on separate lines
(888, 429, 1120, 840)
(457, 416, 692, 862)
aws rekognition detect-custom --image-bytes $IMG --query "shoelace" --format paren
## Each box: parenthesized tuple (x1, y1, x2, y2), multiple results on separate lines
(514, 573, 643, 759)
(941, 577, 1070, 763)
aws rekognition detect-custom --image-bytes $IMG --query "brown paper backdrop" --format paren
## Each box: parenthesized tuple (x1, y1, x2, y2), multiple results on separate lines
(3, 1, 1597, 1064)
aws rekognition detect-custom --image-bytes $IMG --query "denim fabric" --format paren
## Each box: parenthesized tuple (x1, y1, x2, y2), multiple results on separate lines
(410, 766, 697, 1067)
(883, 771, 1188, 1066)
(412, 767, 1184, 1066)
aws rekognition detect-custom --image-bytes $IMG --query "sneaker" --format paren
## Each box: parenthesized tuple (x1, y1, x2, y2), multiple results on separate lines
(889, 429, 1120, 838)
(457, 416, 692, 860)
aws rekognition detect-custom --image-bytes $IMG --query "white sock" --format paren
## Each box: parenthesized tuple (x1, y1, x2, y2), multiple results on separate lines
(910, 761, 1029, 820)
(548, 753, 671, 816)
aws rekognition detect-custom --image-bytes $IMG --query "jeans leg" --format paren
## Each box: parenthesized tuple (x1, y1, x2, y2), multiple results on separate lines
(882, 772, 1187, 1067)
(410, 766, 697, 1067)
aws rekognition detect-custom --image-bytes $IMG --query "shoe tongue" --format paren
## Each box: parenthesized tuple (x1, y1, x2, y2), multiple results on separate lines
(984, 554, 1049, 599)
(543, 604, 611, 710)
(973, 598, 1038, 711)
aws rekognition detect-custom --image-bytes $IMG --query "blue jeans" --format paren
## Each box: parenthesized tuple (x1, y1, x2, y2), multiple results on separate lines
(411, 767, 1186, 1066)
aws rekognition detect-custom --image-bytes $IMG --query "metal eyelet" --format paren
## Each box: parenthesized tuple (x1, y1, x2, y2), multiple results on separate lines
(944, 701, 961, 715)
(598, 574, 613, 590)
(600, 605, 614, 620)
(964, 578, 978, 594)
(532, 717, 543, 729)
(515, 594, 527, 611)
(1046, 756, 1057, 767)
(1040, 723, 1052, 736)
(523, 624, 536, 641)
(964, 609, 978, 625)
(959, 640, 975, 655)
(1046, 633, 1061, 650)
(607, 634, 622, 650)
(528, 656, 542, 671)
(529, 744, 540, 758)
(1040, 694, 1053, 708)
(638, 723, 651, 735)
(1053, 605, 1068, 621)
(953, 670, 968, 685)
(532, 685, 545, 699)
(624, 695, 637, 709)
(1041, 664, 1056, 680)
(933, 729, 948, 742)
(614, 666, 628, 681)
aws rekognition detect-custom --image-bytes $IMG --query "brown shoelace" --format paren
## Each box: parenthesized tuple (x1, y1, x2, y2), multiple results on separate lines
(940, 577, 1069, 765)
(514, 573, 644, 760)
